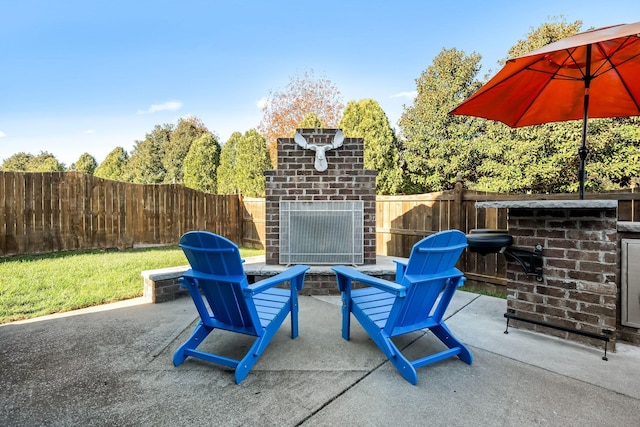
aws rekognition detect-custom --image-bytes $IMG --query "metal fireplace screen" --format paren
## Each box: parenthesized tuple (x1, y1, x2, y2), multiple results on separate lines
(279, 201, 364, 265)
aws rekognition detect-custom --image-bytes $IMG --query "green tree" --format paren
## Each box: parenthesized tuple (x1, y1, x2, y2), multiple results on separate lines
(399, 48, 484, 192)
(94, 147, 129, 181)
(126, 124, 170, 184)
(584, 117, 640, 190)
(164, 116, 210, 183)
(2, 152, 65, 172)
(258, 69, 344, 165)
(397, 18, 617, 195)
(234, 129, 271, 197)
(340, 99, 403, 194)
(217, 132, 242, 195)
(1, 152, 34, 171)
(73, 153, 98, 175)
(298, 112, 324, 128)
(504, 18, 582, 63)
(473, 122, 580, 193)
(470, 19, 588, 193)
(183, 133, 221, 192)
(32, 153, 65, 172)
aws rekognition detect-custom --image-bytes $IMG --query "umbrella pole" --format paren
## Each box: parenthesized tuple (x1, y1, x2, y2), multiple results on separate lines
(578, 108, 589, 200)
(578, 45, 592, 200)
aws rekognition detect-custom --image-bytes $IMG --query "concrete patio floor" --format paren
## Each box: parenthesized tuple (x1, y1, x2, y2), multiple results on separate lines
(1, 291, 639, 426)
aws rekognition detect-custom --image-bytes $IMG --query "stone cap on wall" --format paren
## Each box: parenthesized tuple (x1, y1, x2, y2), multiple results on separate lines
(618, 221, 640, 232)
(476, 200, 618, 209)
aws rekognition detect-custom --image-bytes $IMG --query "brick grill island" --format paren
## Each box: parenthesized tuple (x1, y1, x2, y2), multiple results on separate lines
(477, 200, 619, 350)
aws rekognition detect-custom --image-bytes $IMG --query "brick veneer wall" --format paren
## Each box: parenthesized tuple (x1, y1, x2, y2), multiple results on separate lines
(506, 207, 618, 348)
(264, 128, 377, 265)
(141, 266, 189, 303)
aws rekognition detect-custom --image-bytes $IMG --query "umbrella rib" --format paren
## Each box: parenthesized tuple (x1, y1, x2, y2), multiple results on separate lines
(525, 49, 584, 81)
(592, 38, 640, 113)
(606, 57, 640, 113)
(513, 56, 570, 126)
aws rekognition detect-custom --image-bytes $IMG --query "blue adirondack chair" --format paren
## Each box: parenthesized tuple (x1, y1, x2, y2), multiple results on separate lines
(332, 229, 472, 385)
(173, 231, 310, 384)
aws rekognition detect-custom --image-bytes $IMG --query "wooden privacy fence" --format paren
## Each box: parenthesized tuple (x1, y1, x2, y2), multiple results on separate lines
(241, 197, 266, 249)
(3, 171, 640, 292)
(0, 171, 240, 256)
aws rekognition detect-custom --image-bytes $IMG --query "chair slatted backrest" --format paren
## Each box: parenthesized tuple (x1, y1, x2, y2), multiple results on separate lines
(179, 231, 261, 334)
(392, 230, 468, 328)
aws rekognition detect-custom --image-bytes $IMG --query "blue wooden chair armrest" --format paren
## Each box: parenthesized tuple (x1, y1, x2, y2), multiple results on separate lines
(332, 265, 406, 297)
(245, 265, 310, 296)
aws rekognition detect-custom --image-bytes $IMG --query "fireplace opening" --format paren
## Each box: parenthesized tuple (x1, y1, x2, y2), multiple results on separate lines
(279, 201, 364, 265)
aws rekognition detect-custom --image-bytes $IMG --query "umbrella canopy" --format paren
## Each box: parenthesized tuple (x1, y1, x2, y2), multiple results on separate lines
(450, 22, 640, 199)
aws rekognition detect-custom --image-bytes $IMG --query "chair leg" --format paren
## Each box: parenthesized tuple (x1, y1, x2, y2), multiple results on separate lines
(173, 321, 213, 366)
(369, 331, 417, 385)
(430, 323, 473, 365)
(341, 292, 352, 341)
(235, 343, 260, 384)
(290, 290, 299, 339)
(356, 312, 418, 385)
(234, 331, 275, 384)
(390, 354, 419, 385)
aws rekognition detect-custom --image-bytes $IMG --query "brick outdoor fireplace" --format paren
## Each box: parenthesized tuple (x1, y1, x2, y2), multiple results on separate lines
(258, 128, 392, 295)
(264, 128, 377, 266)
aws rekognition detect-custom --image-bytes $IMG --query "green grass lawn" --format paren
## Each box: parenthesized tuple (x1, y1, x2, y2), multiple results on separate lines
(0, 246, 264, 324)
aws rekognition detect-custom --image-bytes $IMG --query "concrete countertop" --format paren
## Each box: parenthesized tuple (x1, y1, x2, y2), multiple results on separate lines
(476, 199, 618, 209)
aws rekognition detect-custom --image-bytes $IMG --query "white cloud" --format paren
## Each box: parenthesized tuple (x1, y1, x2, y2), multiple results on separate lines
(256, 97, 268, 110)
(0, 131, 5, 137)
(391, 91, 417, 99)
(84, 129, 96, 135)
(137, 100, 183, 114)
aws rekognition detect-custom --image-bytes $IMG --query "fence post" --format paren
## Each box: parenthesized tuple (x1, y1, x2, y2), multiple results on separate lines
(237, 194, 245, 246)
(452, 173, 464, 232)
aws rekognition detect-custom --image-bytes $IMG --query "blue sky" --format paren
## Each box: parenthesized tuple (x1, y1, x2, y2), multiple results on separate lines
(2, 1, 640, 166)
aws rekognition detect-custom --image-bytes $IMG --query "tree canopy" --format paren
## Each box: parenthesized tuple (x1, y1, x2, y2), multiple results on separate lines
(298, 112, 324, 128)
(258, 69, 344, 165)
(183, 133, 221, 193)
(4, 18, 640, 196)
(73, 153, 98, 175)
(94, 147, 129, 181)
(164, 116, 211, 183)
(399, 47, 484, 192)
(397, 18, 640, 194)
(217, 132, 243, 195)
(234, 129, 272, 197)
(340, 99, 403, 194)
(0, 151, 65, 172)
(126, 124, 170, 184)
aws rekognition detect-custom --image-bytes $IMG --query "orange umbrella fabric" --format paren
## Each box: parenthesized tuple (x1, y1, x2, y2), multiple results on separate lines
(450, 22, 640, 198)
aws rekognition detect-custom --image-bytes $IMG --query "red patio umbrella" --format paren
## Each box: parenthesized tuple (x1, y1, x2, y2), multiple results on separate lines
(450, 22, 640, 199)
